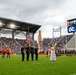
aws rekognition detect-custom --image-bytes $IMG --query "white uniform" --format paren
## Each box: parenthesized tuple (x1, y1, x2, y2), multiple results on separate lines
(50, 43, 57, 61)
(50, 50, 56, 60)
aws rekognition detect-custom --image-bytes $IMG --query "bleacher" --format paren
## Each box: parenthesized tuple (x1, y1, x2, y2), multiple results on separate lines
(0, 34, 75, 54)
(0, 37, 26, 54)
(43, 34, 74, 50)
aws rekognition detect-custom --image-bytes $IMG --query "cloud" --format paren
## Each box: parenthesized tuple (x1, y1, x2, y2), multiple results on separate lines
(0, 0, 76, 40)
(0, 0, 66, 19)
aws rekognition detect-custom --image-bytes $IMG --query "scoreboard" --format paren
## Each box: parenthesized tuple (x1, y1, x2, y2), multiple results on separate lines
(67, 19, 76, 33)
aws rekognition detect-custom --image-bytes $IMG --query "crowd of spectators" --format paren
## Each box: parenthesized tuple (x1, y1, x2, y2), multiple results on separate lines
(43, 34, 76, 55)
(56, 35, 73, 48)
(0, 34, 75, 55)
(0, 37, 26, 54)
(55, 49, 76, 56)
(43, 34, 74, 49)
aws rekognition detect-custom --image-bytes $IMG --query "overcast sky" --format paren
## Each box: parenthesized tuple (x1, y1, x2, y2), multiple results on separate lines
(0, 0, 76, 40)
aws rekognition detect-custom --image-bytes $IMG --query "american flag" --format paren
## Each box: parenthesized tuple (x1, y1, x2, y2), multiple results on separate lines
(26, 33, 31, 44)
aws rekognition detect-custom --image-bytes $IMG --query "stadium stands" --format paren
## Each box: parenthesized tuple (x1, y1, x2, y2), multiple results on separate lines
(43, 34, 74, 50)
(43, 34, 76, 55)
(0, 34, 76, 55)
(0, 37, 26, 54)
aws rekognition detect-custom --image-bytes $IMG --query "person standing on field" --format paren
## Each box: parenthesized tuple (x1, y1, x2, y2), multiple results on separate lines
(34, 45, 38, 61)
(7, 47, 11, 58)
(2, 47, 6, 58)
(21, 44, 25, 61)
(50, 42, 57, 62)
(26, 44, 34, 61)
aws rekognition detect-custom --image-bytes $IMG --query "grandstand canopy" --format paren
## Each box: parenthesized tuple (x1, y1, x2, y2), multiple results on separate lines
(67, 18, 76, 21)
(0, 17, 41, 33)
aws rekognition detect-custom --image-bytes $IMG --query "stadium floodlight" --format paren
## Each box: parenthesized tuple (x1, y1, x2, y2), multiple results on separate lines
(0, 21, 4, 27)
(7, 23, 18, 29)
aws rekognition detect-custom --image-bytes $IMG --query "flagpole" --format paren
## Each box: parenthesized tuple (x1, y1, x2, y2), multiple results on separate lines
(28, 27, 29, 44)
(28, 27, 29, 33)
(26, 27, 30, 45)
(60, 26, 61, 37)
(66, 35, 67, 49)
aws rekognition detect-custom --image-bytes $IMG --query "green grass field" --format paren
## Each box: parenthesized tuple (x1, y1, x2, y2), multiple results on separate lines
(0, 54, 76, 75)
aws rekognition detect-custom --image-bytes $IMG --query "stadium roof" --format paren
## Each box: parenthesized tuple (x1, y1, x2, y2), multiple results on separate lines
(67, 18, 76, 21)
(0, 17, 41, 33)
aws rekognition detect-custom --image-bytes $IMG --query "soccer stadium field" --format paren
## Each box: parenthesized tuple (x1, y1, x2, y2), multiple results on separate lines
(0, 55, 76, 75)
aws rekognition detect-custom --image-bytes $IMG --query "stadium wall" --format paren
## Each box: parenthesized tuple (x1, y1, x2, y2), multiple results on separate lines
(64, 34, 76, 50)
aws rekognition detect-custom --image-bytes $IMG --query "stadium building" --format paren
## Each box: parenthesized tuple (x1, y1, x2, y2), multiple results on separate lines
(0, 17, 41, 54)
